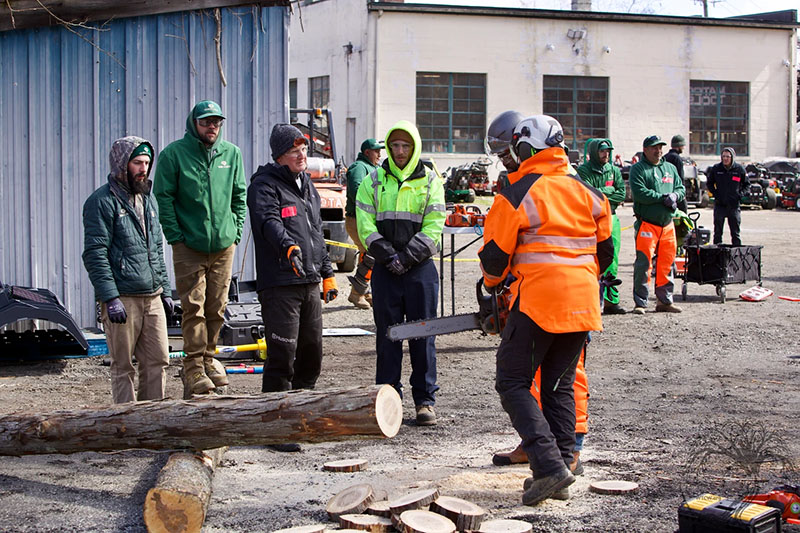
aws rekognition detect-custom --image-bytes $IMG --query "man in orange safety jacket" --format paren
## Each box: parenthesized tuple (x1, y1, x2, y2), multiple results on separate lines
(479, 115, 614, 505)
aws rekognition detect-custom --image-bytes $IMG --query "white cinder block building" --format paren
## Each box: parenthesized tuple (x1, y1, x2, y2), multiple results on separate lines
(289, 0, 798, 175)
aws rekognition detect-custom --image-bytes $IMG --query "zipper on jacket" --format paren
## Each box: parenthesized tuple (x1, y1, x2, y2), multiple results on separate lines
(302, 178, 319, 277)
(207, 148, 217, 252)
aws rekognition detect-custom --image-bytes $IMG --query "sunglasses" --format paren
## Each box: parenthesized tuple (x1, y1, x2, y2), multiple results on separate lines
(197, 117, 224, 128)
(388, 141, 413, 153)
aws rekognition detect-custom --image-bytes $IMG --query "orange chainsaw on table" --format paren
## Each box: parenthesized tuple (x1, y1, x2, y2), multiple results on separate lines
(387, 277, 511, 341)
(445, 204, 485, 228)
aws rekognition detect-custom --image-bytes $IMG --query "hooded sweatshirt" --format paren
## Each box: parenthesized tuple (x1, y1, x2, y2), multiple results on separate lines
(706, 147, 748, 208)
(355, 120, 446, 267)
(630, 153, 686, 226)
(153, 103, 247, 253)
(82, 136, 170, 303)
(576, 138, 625, 212)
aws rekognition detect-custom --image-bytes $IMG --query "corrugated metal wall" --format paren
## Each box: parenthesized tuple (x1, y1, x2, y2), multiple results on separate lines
(0, 6, 289, 328)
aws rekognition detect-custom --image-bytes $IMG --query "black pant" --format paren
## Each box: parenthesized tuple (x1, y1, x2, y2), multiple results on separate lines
(259, 283, 322, 392)
(371, 259, 439, 406)
(495, 307, 587, 477)
(713, 203, 742, 246)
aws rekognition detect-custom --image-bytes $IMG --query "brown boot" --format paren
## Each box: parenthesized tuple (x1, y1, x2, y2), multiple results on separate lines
(569, 450, 584, 475)
(348, 288, 371, 309)
(183, 371, 215, 398)
(364, 291, 373, 306)
(492, 442, 527, 466)
(204, 357, 229, 387)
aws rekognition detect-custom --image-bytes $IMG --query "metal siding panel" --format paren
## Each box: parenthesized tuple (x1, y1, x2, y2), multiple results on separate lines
(1, 6, 287, 327)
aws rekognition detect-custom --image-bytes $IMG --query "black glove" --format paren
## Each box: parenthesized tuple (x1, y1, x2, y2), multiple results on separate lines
(662, 193, 678, 212)
(599, 272, 622, 289)
(386, 253, 408, 276)
(161, 294, 175, 318)
(106, 297, 127, 324)
(287, 245, 304, 278)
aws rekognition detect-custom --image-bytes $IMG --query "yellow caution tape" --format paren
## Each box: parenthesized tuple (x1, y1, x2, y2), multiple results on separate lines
(621, 224, 634, 231)
(443, 258, 480, 263)
(324, 239, 360, 251)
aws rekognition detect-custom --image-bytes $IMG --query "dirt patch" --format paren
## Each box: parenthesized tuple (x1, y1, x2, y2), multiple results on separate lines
(1, 205, 800, 532)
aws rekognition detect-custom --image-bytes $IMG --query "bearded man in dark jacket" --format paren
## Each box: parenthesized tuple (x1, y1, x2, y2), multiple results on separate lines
(707, 147, 748, 246)
(248, 124, 339, 411)
(83, 136, 173, 404)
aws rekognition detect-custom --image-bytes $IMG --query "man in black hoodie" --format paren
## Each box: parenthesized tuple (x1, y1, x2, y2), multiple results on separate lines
(706, 147, 748, 246)
(248, 124, 339, 411)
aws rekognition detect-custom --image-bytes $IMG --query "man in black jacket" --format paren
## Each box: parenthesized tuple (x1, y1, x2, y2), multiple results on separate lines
(663, 135, 687, 212)
(248, 124, 338, 407)
(707, 147, 748, 246)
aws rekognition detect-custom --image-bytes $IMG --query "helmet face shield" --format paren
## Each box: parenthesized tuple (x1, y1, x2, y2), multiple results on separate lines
(485, 134, 510, 156)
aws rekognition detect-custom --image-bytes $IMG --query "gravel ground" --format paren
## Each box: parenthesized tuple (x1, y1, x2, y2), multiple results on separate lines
(1, 203, 800, 532)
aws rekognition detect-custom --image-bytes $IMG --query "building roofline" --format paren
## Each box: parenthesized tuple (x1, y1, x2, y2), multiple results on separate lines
(1, 0, 288, 33)
(367, 3, 799, 30)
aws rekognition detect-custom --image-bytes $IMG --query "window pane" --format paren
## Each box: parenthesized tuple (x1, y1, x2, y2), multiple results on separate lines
(416, 71, 486, 153)
(690, 79, 748, 155)
(543, 75, 607, 150)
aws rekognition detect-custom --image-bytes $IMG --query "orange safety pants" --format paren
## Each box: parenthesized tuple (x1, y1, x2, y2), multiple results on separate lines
(530, 342, 588, 434)
(633, 220, 676, 308)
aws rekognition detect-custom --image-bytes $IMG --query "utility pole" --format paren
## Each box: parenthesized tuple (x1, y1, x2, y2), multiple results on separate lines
(693, 0, 723, 17)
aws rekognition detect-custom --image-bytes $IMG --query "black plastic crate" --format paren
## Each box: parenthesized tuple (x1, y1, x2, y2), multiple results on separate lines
(684, 244, 762, 285)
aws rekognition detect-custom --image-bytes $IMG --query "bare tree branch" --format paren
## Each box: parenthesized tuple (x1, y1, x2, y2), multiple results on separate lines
(214, 8, 227, 87)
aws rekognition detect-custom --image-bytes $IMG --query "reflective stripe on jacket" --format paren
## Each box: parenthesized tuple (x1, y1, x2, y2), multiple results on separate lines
(479, 148, 613, 334)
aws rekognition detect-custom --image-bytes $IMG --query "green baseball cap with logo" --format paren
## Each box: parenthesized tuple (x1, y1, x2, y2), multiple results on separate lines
(361, 138, 385, 152)
(642, 135, 667, 148)
(194, 100, 226, 120)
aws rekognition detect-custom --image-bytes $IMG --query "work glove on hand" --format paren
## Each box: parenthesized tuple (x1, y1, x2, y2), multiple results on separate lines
(322, 276, 338, 303)
(386, 253, 408, 276)
(287, 245, 304, 278)
(106, 297, 127, 324)
(599, 272, 623, 289)
(662, 193, 678, 212)
(161, 294, 175, 319)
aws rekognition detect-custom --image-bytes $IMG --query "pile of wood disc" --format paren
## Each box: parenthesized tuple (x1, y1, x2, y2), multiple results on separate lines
(325, 484, 491, 532)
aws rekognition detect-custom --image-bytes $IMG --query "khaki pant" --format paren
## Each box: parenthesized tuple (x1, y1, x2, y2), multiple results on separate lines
(345, 216, 366, 254)
(172, 242, 235, 377)
(102, 295, 169, 404)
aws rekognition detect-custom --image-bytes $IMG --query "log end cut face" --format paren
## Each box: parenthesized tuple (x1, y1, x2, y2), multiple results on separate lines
(375, 385, 402, 438)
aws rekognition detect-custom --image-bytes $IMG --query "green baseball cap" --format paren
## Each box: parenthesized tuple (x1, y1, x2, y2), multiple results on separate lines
(361, 138, 385, 152)
(671, 134, 686, 147)
(643, 135, 667, 148)
(129, 143, 152, 161)
(193, 100, 225, 120)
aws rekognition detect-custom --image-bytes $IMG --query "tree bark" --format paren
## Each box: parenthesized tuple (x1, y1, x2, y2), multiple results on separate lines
(0, 385, 402, 456)
(143, 447, 227, 533)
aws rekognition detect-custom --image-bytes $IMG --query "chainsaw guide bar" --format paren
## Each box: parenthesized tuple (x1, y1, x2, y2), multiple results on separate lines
(387, 313, 481, 341)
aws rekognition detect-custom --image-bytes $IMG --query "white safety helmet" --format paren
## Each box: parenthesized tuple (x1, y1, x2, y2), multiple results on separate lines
(510, 115, 566, 162)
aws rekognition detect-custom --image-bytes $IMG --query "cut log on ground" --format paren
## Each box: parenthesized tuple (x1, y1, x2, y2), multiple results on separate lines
(0, 385, 402, 456)
(429, 496, 485, 531)
(366, 499, 392, 517)
(338, 513, 393, 531)
(326, 483, 375, 520)
(396, 510, 456, 533)
(389, 487, 440, 514)
(271, 526, 326, 533)
(477, 519, 533, 533)
(143, 447, 227, 533)
(323, 458, 368, 472)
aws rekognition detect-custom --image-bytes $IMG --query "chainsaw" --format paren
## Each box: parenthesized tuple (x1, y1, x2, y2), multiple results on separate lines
(387, 277, 512, 341)
(743, 484, 800, 525)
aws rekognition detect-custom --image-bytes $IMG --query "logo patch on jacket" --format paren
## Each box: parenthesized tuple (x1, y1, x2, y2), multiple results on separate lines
(218, 160, 231, 169)
(605, 180, 614, 186)
(661, 175, 673, 184)
(732, 176, 740, 182)
(281, 206, 298, 218)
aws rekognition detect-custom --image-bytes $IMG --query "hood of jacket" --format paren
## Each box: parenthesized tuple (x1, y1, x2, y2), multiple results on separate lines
(722, 147, 736, 167)
(108, 136, 154, 193)
(584, 138, 613, 174)
(384, 120, 423, 182)
(185, 103, 223, 151)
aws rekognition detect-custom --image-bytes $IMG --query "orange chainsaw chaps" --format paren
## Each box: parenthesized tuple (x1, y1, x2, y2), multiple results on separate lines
(530, 343, 588, 433)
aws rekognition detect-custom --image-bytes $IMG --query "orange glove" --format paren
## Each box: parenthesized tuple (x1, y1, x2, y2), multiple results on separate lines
(322, 276, 338, 303)
(287, 245, 303, 277)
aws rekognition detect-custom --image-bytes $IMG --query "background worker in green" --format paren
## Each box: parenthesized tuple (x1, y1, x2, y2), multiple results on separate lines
(355, 120, 446, 426)
(577, 138, 626, 315)
(153, 100, 247, 395)
(663, 134, 688, 212)
(630, 135, 685, 315)
(345, 138, 384, 309)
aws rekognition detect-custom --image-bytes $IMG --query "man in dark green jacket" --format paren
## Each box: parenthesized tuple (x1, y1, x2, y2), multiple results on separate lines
(577, 138, 626, 314)
(83, 136, 173, 403)
(630, 135, 686, 314)
(345, 138, 383, 309)
(153, 100, 247, 396)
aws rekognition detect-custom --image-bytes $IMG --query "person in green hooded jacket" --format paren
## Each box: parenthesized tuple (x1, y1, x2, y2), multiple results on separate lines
(153, 100, 247, 396)
(355, 120, 446, 427)
(577, 138, 626, 314)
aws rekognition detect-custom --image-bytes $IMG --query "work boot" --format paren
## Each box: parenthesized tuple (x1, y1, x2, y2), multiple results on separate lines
(185, 371, 215, 395)
(492, 443, 527, 466)
(364, 291, 373, 306)
(603, 303, 627, 315)
(569, 451, 584, 476)
(523, 478, 570, 500)
(348, 288, 371, 309)
(631, 306, 646, 315)
(522, 468, 575, 506)
(204, 357, 229, 387)
(416, 405, 437, 426)
(655, 302, 682, 313)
